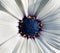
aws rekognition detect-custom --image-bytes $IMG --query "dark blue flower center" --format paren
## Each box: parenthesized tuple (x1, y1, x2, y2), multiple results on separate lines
(22, 17, 39, 36)
(18, 16, 42, 38)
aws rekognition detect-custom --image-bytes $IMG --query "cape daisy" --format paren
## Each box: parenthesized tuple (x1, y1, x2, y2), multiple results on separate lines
(0, 0, 60, 53)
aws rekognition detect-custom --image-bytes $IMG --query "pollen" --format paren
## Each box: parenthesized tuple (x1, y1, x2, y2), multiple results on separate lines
(24, 34, 26, 37)
(28, 35, 30, 38)
(28, 16, 32, 18)
(20, 32, 22, 34)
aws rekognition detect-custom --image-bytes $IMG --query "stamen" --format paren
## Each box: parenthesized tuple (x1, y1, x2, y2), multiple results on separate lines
(28, 16, 32, 18)
(20, 32, 22, 34)
(28, 35, 30, 38)
(40, 23, 43, 27)
(24, 34, 26, 38)
(39, 23, 43, 27)
(33, 36, 35, 39)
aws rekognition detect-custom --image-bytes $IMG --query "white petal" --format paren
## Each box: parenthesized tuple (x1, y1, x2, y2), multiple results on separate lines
(40, 31, 60, 40)
(15, 0, 25, 15)
(28, 0, 41, 15)
(37, 0, 60, 20)
(43, 29, 60, 35)
(0, 11, 18, 44)
(30, 39, 41, 53)
(21, 0, 28, 16)
(0, 24, 18, 43)
(35, 38, 55, 53)
(12, 40, 21, 53)
(43, 18, 60, 34)
(43, 23, 60, 30)
(15, 0, 28, 16)
(36, 0, 49, 15)
(0, 0, 23, 20)
(40, 31, 60, 50)
(42, 10, 60, 23)
(0, 11, 18, 26)
(12, 36, 24, 53)
(17, 38, 27, 53)
(42, 15, 60, 34)
(0, 35, 19, 53)
(27, 38, 31, 53)
(19, 38, 27, 53)
(47, 40, 60, 50)
(35, 38, 43, 53)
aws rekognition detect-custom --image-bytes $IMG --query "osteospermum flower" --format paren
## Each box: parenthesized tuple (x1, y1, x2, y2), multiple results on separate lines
(0, 0, 60, 53)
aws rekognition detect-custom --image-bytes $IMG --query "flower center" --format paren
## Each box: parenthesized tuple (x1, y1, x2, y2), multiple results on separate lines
(18, 16, 43, 39)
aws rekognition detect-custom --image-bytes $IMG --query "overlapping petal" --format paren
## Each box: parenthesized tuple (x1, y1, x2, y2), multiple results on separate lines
(0, 0, 23, 20)
(42, 13, 60, 34)
(0, 11, 18, 44)
(35, 38, 55, 53)
(40, 31, 60, 50)
(0, 34, 19, 53)
(28, 0, 41, 15)
(15, 0, 28, 16)
(37, 0, 60, 20)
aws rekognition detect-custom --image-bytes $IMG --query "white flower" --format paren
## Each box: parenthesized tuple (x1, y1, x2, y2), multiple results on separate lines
(0, 0, 60, 53)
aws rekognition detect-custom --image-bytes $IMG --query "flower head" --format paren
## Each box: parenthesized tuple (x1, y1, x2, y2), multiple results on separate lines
(0, 0, 60, 53)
